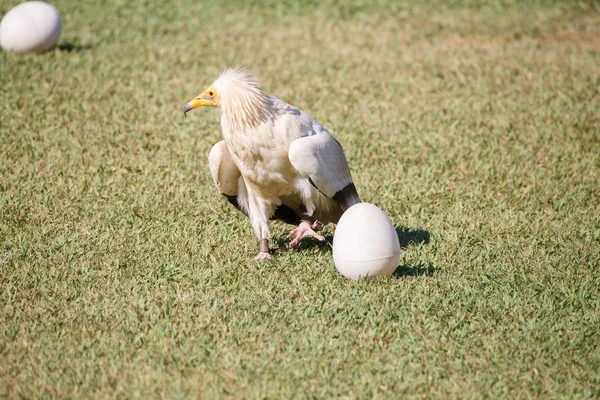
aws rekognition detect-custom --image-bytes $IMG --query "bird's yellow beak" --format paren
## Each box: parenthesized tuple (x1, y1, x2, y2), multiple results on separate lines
(183, 88, 217, 117)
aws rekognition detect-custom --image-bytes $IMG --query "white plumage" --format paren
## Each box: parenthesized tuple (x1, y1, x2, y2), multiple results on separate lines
(184, 67, 360, 260)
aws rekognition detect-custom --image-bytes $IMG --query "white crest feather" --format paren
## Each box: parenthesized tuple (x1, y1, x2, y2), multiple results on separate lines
(214, 67, 272, 131)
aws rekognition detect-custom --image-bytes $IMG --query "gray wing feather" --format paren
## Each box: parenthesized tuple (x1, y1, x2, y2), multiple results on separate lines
(271, 95, 361, 212)
(288, 133, 353, 197)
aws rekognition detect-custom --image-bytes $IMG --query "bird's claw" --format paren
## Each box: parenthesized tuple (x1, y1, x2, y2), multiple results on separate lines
(285, 220, 325, 249)
(254, 251, 272, 261)
(311, 220, 324, 231)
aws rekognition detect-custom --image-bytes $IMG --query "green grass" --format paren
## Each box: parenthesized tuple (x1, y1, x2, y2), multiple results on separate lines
(1, 0, 599, 398)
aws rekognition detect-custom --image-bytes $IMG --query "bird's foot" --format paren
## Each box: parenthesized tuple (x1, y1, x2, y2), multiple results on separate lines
(253, 238, 272, 261)
(285, 220, 325, 249)
(254, 251, 272, 262)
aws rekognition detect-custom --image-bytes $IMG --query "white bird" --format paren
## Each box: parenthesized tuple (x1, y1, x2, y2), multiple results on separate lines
(184, 67, 361, 260)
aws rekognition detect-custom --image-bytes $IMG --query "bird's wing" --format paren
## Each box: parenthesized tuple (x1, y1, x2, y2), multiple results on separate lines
(208, 141, 250, 216)
(208, 140, 240, 196)
(287, 122, 360, 211)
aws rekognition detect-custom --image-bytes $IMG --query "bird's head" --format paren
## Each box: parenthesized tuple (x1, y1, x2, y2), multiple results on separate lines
(183, 84, 220, 116)
(183, 67, 270, 130)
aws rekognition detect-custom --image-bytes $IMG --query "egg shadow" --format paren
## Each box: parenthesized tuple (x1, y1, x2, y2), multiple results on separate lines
(57, 43, 92, 52)
(393, 225, 435, 278)
(395, 226, 430, 249)
(393, 263, 435, 277)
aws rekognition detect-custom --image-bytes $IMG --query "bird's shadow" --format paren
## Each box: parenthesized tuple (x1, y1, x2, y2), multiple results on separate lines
(273, 225, 436, 277)
(272, 231, 334, 254)
(57, 43, 92, 53)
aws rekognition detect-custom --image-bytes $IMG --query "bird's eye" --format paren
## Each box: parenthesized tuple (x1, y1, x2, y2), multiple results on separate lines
(208, 91, 214, 97)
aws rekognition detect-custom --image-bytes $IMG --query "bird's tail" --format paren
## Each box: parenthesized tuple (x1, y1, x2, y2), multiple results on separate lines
(333, 183, 361, 212)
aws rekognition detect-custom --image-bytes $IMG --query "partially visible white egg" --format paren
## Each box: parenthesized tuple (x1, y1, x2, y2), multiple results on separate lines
(0, 2, 62, 53)
(333, 203, 401, 279)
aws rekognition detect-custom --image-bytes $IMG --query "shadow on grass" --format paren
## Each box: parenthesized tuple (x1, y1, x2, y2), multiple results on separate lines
(272, 232, 333, 255)
(393, 263, 435, 278)
(58, 43, 92, 52)
(393, 225, 434, 277)
(395, 226, 430, 249)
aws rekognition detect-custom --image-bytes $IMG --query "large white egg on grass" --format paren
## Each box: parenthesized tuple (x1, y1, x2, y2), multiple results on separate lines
(333, 203, 401, 279)
(0, 2, 62, 53)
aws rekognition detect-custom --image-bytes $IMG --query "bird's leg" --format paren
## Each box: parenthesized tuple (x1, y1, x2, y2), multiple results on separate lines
(245, 192, 273, 261)
(285, 217, 325, 249)
(254, 238, 272, 261)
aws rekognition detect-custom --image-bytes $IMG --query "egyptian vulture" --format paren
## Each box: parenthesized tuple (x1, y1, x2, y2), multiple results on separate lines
(184, 67, 361, 260)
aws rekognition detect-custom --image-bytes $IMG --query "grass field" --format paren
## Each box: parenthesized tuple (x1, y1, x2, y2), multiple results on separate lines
(1, 0, 600, 398)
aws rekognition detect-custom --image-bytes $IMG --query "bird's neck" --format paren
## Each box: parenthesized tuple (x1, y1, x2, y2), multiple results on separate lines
(221, 91, 273, 133)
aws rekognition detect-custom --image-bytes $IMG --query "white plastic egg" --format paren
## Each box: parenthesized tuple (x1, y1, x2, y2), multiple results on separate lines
(0, 2, 62, 53)
(333, 203, 401, 279)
